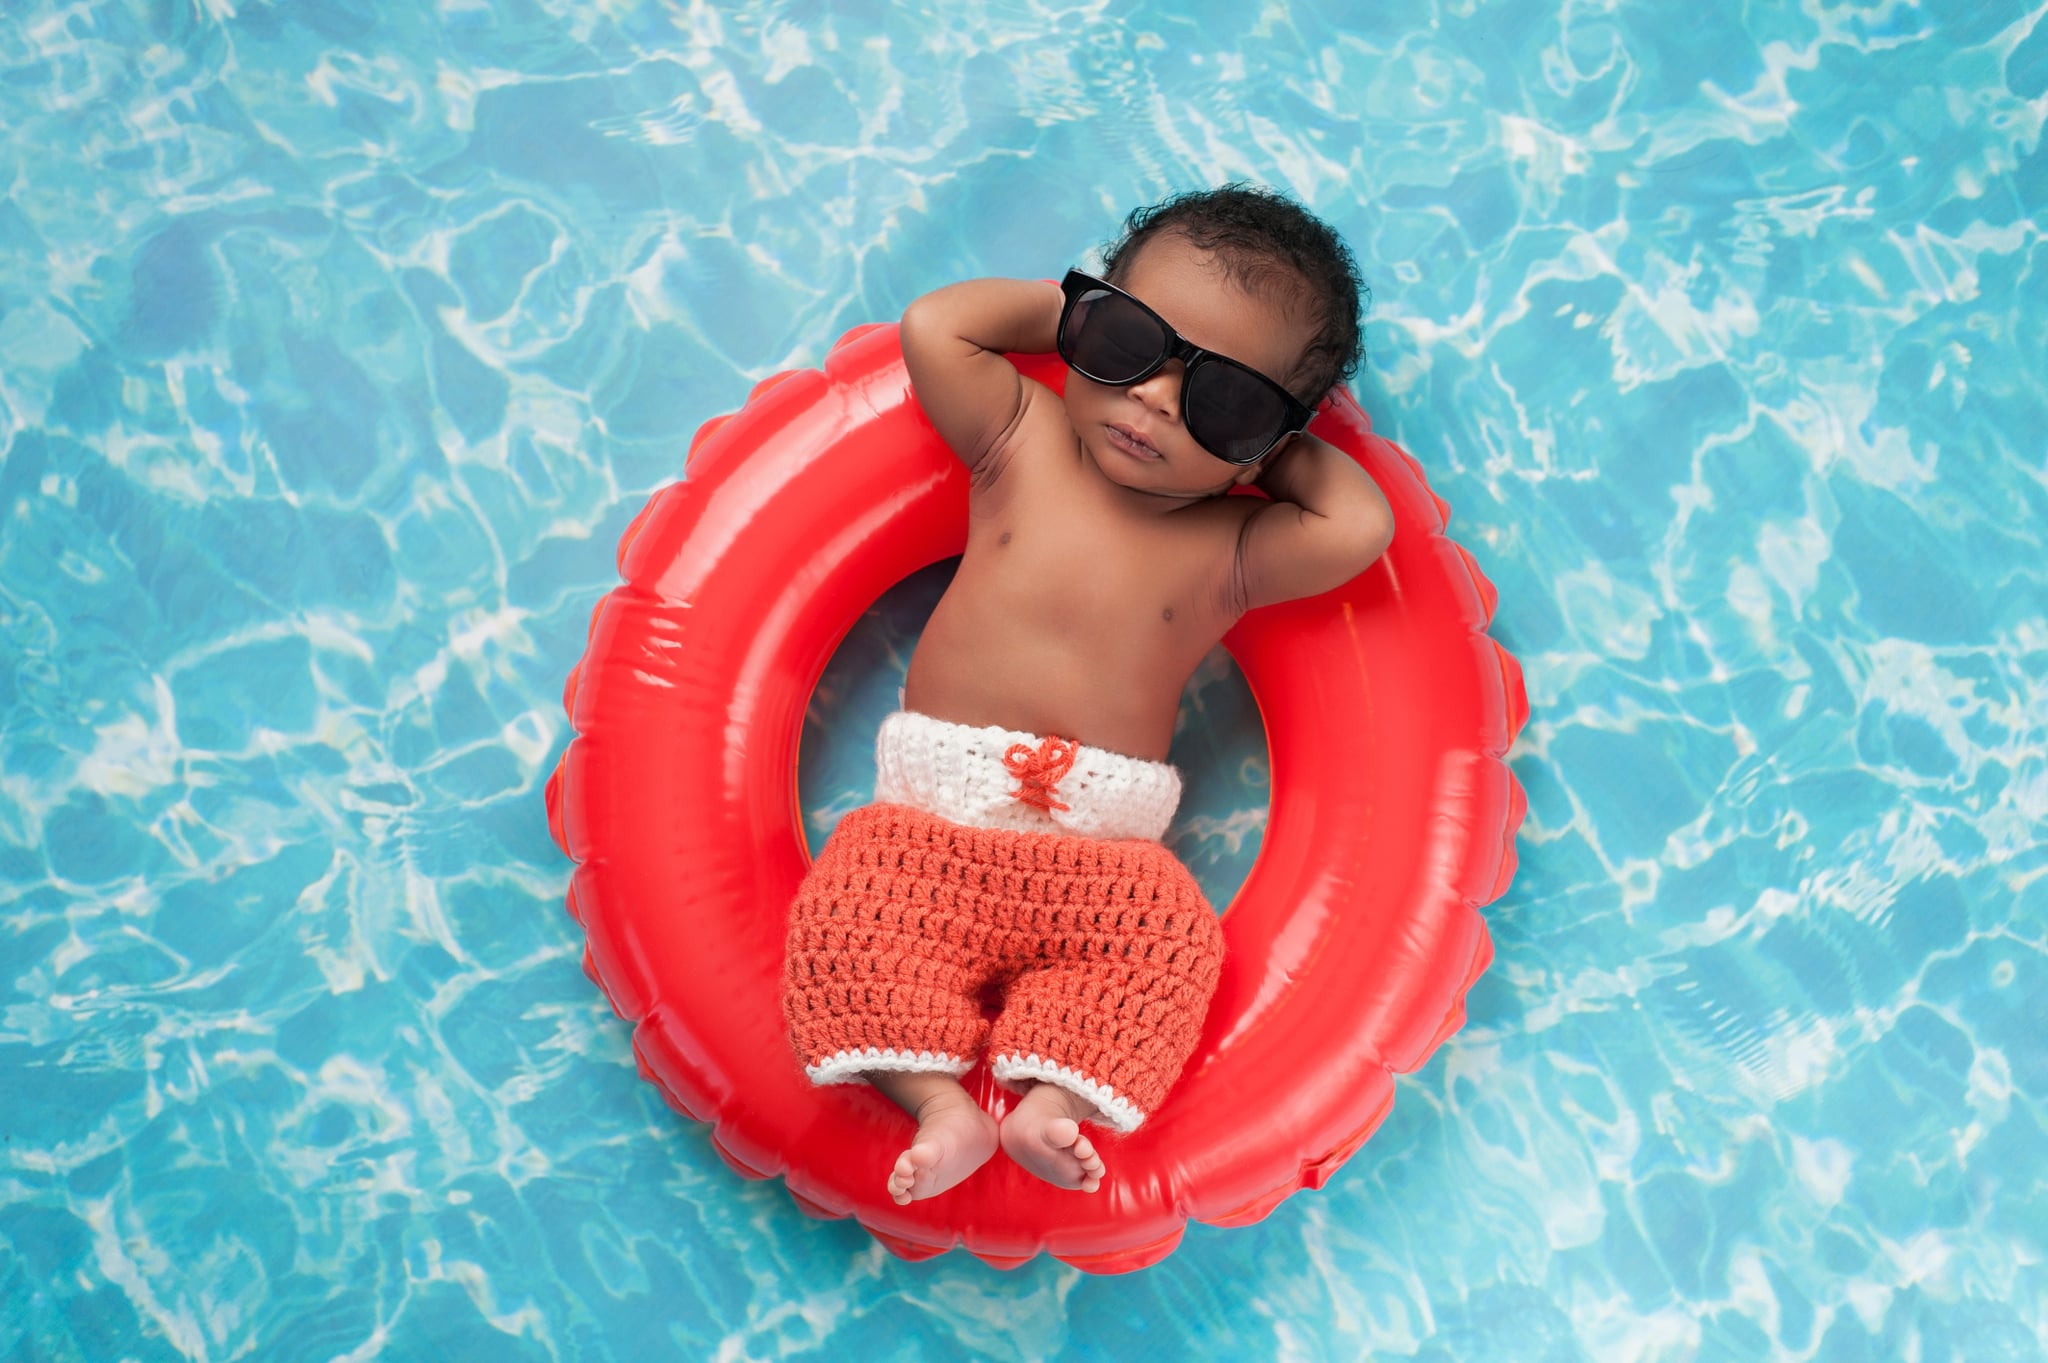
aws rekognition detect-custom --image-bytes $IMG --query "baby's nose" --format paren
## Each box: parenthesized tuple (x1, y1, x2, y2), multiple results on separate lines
(1129, 360, 1184, 416)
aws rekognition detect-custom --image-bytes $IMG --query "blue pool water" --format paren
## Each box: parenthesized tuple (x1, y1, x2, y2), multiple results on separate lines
(3, 1, 2045, 1358)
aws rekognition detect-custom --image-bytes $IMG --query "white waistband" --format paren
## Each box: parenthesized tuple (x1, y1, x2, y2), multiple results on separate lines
(872, 711, 1181, 842)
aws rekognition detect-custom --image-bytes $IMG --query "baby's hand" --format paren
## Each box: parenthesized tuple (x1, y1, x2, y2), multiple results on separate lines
(1251, 438, 1306, 502)
(901, 278, 1065, 477)
(1234, 433, 1395, 609)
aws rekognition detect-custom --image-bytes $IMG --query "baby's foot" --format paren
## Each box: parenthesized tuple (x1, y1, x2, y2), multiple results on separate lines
(886, 1089, 999, 1205)
(1000, 1082, 1107, 1192)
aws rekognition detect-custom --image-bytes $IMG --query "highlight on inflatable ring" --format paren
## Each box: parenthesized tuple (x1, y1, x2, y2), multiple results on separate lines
(544, 322, 1528, 1273)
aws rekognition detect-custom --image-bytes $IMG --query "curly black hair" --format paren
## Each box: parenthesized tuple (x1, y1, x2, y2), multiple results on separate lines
(1099, 184, 1367, 403)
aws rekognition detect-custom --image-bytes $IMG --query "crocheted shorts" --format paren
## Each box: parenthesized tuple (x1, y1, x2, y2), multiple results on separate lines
(781, 711, 1225, 1132)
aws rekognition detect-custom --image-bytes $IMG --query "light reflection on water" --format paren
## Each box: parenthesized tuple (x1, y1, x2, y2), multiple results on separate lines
(0, 2, 2043, 1359)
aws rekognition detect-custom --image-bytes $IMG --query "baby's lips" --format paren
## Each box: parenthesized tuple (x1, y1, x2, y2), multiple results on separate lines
(1108, 423, 1164, 458)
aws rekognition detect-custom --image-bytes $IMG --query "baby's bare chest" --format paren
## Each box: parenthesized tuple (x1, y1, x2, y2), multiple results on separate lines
(904, 466, 1255, 756)
(965, 495, 1237, 639)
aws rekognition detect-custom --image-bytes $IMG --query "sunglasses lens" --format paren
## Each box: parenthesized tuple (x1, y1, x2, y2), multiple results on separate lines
(1061, 290, 1167, 384)
(1187, 362, 1291, 463)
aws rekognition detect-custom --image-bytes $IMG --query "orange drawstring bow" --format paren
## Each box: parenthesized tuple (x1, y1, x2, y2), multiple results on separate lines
(1002, 735, 1079, 813)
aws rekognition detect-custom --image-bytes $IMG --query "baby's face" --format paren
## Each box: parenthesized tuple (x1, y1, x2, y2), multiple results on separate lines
(1063, 233, 1318, 499)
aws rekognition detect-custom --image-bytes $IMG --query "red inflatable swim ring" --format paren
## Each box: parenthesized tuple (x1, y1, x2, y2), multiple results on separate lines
(545, 323, 1528, 1273)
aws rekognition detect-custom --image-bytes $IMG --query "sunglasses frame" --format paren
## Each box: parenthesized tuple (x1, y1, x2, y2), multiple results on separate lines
(1056, 269, 1315, 465)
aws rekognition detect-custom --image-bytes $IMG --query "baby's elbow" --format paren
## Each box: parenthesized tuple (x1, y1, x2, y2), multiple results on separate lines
(1307, 512, 1390, 599)
(900, 293, 943, 358)
(1346, 503, 1394, 575)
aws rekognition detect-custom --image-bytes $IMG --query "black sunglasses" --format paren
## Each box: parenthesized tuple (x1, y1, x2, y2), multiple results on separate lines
(1056, 269, 1314, 465)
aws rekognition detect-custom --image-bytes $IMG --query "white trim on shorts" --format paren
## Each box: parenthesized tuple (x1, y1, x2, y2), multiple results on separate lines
(991, 1052, 1147, 1133)
(805, 1047, 976, 1086)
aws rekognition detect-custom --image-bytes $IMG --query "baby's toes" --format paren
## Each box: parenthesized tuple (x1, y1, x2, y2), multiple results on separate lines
(1071, 1134, 1104, 1177)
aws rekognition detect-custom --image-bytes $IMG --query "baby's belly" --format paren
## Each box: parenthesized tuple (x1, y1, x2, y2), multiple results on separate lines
(901, 627, 1187, 762)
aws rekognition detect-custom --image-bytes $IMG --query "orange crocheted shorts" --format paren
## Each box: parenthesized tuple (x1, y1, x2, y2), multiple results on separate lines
(780, 715, 1225, 1132)
(782, 803, 1224, 1132)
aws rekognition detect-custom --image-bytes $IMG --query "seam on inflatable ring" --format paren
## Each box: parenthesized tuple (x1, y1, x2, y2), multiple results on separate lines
(805, 1047, 974, 1086)
(991, 1053, 1145, 1133)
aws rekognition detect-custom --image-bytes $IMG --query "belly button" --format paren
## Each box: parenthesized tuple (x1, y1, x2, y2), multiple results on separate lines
(999, 532, 1012, 546)
(1162, 607, 1174, 622)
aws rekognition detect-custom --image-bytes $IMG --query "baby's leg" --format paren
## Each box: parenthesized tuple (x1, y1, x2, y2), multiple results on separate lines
(986, 869, 1226, 1191)
(868, 1069, 999, 1205)
(783, 804, 1006, 1201)
(999, 1081, 1105, 1193)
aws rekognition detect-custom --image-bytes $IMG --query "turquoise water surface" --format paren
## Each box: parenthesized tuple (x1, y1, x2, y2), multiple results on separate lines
(3, 2, 2045, 1360)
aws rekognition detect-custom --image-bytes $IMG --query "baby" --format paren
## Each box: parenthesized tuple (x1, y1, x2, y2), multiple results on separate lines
(782, 185, 1393, 1205)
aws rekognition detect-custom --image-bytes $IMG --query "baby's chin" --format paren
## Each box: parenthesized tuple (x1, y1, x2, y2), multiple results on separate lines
(1094, 458, 1236, 502)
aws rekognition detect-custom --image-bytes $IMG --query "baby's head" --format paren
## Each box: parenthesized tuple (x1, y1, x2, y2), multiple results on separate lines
(1060, 184, 1367, 498)
(1102, 185, 1366, 402)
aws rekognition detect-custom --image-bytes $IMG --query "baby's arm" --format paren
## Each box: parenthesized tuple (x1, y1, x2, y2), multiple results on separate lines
(899, 279, 1064, 474)
(1234, 435, 1395, 610)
